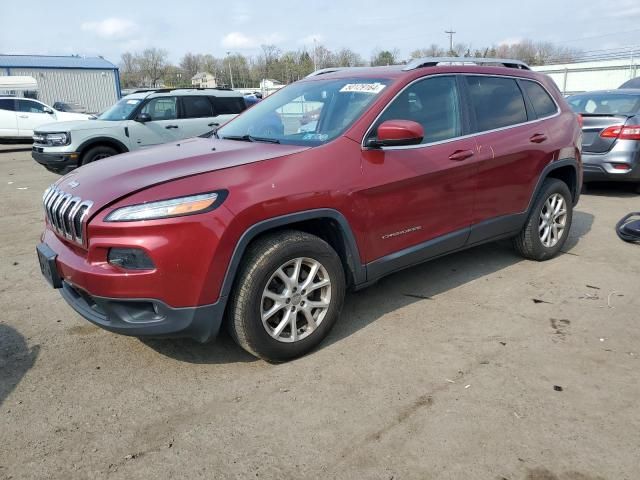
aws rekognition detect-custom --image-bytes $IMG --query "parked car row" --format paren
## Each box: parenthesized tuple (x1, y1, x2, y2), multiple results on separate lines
(36, 58, 585, 361)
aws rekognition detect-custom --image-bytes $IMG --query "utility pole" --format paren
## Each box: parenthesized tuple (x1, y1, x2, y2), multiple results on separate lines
(445, 29, 456, 54)
(313, 38, 318, 71)
(226, 51, 234, 89)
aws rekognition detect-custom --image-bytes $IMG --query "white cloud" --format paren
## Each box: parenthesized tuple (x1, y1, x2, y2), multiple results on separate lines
(221, 32, 284, 50)
(81, 18, 138, 40)
(299, 34, 325, 45)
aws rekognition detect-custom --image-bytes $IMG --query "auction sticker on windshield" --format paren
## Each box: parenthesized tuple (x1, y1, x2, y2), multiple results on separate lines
(340, 83, 386, 94)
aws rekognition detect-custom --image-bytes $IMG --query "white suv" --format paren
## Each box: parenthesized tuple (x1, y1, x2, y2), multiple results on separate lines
(32, 88, 247, 174)
(0, 97, 91, 140)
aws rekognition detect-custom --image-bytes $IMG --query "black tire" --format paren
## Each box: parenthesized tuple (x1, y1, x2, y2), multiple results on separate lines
(227, 230, 345, 362)
(513, 178, 573, 261)
(81, 145, 117, 165)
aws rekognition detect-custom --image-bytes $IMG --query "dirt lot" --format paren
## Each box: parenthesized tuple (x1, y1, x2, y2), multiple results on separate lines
(1, 148, 639, 480)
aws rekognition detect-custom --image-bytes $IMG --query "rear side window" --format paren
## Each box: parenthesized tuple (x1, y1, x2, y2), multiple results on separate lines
(182, 96, 214, 118)
(521, 80, 557, 118)
(465, 76, 528, 132)
(211, 96, 246, 115)
(0, 99, 15, 111)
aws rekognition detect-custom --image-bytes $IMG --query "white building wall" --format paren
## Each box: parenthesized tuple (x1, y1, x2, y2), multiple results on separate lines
(533, 59, 640, 94)
(0, 68, 119, 113)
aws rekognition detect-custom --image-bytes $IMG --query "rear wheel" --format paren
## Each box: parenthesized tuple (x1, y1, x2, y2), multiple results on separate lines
(513, 178, 573, 261)
(228, 230, 345, 362)
(81, 145, 117, 165)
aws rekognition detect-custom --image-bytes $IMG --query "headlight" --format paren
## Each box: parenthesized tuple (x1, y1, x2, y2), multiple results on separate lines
(33, 132, 71, 146)
(105, 192, 223, 222)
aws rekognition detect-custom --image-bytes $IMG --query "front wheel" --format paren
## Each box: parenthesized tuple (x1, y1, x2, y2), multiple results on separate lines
(513, 178, 573, 261)
(81, 145, 117, 166)
(228, 230, 345, 362)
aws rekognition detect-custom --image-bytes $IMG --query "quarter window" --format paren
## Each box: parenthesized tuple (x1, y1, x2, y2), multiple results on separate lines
(17, 100, 46, 113)
(0, 99, 15, 111)
(182, 96, 214, 118)
(372, 75, 462, 144)
(465, 76, 528, 132)
(211, 96, 246, 115)
(141, 97, 177, 121)
(521, 80, 557, 118)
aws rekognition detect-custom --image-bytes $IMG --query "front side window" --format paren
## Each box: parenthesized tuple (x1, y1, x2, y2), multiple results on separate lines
(98, 98, 142, 121)
(217, 78, 392, 146)
(521, 80, 557, 118)
(17, 100, 45, 113)
(370, 75, 462, 144)
(141, 97, 177, 121)
(182, 96, 214, 118)
(0, 99, 15, 111)
(466, 76, 528, 132)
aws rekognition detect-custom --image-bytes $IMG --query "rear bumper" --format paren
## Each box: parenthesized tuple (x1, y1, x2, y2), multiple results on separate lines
(582, 150, 640, 182)
(60, 281, 224, 342)
(32, 148, 79, 171)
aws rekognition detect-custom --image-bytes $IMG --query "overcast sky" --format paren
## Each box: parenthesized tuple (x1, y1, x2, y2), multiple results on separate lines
(1, 0, 640, 63)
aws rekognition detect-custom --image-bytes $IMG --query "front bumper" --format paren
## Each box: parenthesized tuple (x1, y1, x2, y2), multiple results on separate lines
(32, 147, 80, 171)
(59, 280, 224, 342)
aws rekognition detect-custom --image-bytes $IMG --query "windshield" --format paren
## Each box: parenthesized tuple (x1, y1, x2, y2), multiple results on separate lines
(98, 97, 142, 121)
(217, 78, 392, 146)
(567, 93, 640, 116)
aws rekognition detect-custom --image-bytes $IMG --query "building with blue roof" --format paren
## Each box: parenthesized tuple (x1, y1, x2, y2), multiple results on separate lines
(0, 55, 121, 113)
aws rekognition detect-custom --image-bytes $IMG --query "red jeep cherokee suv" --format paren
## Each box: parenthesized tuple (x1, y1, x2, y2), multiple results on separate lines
(37, 58, 582, 361)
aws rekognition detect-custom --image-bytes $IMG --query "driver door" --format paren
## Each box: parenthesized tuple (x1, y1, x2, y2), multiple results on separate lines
(16, 99, 56, 137)
(357, 75, 478, 265)
(126, 96, 181, 148)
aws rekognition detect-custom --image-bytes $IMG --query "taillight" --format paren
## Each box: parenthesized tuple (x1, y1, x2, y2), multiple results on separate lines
(577, 114, 583, 128)
(600, 125, 640, 140)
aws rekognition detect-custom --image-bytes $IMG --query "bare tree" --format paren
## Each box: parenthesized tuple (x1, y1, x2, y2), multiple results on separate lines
(137, 48, 169, 87)
(180, 52, 201, 80)
(334, 48, 365, 67)
(119, 52, 139, 88)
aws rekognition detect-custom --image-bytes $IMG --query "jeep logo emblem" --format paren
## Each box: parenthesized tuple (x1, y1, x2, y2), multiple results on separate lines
(67, 180, 80, 188)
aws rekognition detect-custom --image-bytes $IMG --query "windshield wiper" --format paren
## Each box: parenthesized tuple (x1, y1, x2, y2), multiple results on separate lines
(221, 134, 280, 144)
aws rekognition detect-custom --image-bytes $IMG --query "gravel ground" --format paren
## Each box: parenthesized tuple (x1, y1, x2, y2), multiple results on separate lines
(1, 150, 639, 480)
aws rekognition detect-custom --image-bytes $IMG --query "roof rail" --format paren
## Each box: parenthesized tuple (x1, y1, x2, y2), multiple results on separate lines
(306, 66, 372, 77)
(131, 87, 235, 94)
(402, 57, 530, 71)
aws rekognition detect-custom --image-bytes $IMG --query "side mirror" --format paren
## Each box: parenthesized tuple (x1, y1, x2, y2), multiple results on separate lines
(367, 119, 424, 148)
(44, 107, 54, 114)
(135, 112, 152, 123)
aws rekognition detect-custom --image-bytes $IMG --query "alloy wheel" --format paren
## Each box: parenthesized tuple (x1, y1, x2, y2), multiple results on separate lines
(538, 193, 567, 248)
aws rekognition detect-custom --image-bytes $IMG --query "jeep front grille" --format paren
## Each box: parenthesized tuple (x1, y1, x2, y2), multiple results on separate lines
(42, 185, 93, 246)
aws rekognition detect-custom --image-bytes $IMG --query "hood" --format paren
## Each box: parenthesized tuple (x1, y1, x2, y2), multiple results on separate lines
(56, 111, 93, 121)
(55, 137, 310, 212)
(36, 119, 122, 133)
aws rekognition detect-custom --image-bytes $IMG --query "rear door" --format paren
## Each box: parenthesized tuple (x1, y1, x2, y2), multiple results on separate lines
(359, 75, 477, 265)
(462, 75, 556, 242)
(16, 99, 56, 137)
(126, 96, 181, 148)
(0, 98, 18, 138)
(210, 96, 246, 127)
(178, 95, 220, 138)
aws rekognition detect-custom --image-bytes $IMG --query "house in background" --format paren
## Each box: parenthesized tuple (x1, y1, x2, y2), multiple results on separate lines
(191, 72, 217, 88)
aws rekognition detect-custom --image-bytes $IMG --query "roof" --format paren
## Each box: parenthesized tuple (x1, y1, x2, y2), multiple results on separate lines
(123, 88, 243, 100)
(0, 55, 117, 70)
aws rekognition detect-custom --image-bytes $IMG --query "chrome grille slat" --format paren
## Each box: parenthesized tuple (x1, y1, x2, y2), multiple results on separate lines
(41, 184, 93, 247)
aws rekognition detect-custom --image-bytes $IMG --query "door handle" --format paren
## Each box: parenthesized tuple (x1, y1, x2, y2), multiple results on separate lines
(530, 133, 547, 143)
(208, 122, 220, 127)
(165, 125, 179, 129)
(18, 115, 28, 118)
(448, 149, 475, 161)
